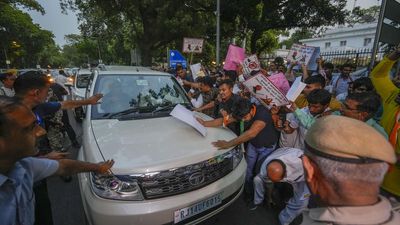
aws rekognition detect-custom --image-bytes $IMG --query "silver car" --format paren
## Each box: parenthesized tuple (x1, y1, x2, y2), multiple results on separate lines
(78, 66, 246, 225)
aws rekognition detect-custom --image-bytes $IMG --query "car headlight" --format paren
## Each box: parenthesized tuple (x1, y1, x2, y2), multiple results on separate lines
(230, 145, 243, 169)
(90, 173, 144, 201)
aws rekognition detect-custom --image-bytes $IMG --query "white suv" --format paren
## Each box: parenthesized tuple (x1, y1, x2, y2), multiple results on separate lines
(77, 66, 246, 225)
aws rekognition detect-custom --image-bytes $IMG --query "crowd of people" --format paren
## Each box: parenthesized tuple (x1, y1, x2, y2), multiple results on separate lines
(1, 44, 400, 225)
(173, 45, 400, 224)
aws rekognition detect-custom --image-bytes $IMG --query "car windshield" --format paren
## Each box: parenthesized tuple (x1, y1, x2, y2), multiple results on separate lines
(91, 74, 190, 119)
(76, 74, 91, 88)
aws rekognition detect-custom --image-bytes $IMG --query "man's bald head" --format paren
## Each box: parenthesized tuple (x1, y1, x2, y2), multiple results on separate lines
(266, 159, 286, 182)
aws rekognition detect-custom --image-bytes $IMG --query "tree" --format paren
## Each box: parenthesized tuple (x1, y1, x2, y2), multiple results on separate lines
(60, 0, 348, 66)
(61, 0, 217, 66)
(219, 0, 348, 54)
(0, 3, 55, 68)
(346, 5, 380, 25)
(281, 28, 314, 49)
(1, 0, 44, 14)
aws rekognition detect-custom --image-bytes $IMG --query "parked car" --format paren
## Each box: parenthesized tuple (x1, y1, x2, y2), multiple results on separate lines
(66, 69, 92, 121)
(78, 66, 246, 225)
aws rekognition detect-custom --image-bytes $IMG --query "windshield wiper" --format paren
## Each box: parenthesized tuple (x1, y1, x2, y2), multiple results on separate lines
(102, 108, 140, 119)
(151, 102, 192, 114)
(104, 105, 160, 119)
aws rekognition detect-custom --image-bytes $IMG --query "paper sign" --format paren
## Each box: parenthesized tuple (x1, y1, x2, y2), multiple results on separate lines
(243, 73, 290, 106)
(242, 54, 261, 75)
(170, 104, 207, 136)
(190, 63, 202, 80)
(287, 44, 316, 66)
(183, 38, 204, 53)
(223, 45, 246, 70)
(286, 76, 306, 102)
(268, 72, 290, 95)
(307, 47, 320, 71)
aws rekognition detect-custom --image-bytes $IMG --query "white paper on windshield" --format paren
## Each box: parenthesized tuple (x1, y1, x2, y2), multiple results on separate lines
(170, 104, 207, 137)
(286, 76, 306, 102)
(243, 73, 289, 106)
(190, 63, 202, 80)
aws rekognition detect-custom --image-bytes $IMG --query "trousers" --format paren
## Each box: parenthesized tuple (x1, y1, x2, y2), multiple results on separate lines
(254, 174, 309, 225)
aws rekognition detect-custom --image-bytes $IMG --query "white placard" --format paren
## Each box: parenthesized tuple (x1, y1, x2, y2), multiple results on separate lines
(170, 104, 207, 136)
(242, 54, 261, 75)
(243, 73, 290, 106)
(183, 38, 204, 53)
(286, 76, 306, 102)
(287, 44, 316, 66)
(190, 63, 202, 80)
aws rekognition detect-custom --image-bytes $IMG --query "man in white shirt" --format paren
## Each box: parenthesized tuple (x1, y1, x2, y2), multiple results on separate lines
(251, 147, 309, 225)
(0, 72, 16, 97)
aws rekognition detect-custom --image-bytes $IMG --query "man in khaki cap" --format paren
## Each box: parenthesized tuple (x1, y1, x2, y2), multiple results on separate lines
(301, 115, 400, 225)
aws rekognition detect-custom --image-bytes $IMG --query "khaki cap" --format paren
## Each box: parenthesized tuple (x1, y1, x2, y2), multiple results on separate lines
(305, 115, 396, 164)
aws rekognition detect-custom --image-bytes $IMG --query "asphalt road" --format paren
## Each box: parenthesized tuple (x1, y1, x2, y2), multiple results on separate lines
(46, 110, 284, 225)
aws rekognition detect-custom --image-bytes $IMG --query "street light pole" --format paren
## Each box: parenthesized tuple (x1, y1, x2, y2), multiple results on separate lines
(216, 0, 220, 66)
(3, 47, 9, 69)
(0, 26, 9, 68)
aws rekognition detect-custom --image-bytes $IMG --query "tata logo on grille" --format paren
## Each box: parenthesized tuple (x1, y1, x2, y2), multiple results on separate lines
(188, 172, 205, 186)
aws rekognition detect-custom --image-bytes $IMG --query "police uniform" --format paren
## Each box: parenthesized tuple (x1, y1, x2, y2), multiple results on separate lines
(301, 115, 400, 225)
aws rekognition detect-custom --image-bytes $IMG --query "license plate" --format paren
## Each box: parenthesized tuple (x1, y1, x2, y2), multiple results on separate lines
(174, 193, 223, 224)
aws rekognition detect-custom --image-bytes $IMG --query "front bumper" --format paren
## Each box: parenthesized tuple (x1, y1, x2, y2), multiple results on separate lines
(78, 158, 246, 225)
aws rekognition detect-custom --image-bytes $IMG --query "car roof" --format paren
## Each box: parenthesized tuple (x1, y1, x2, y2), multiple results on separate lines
(77, 69, 91, 74)
(96, 65, 171, 76)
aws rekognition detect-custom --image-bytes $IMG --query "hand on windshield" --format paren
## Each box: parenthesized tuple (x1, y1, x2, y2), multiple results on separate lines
(88, 93, 103, 105)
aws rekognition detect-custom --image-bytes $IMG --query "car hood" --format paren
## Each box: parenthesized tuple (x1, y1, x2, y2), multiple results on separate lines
(91, 115, 237, 174)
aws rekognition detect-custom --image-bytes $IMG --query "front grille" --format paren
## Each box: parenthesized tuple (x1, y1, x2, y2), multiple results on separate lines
(139, 152, 234, 199)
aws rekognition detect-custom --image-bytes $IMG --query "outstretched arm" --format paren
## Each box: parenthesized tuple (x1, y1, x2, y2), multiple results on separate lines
(55, 159, 114, 176)
(61, 93, 103, 110)
(370, 44, 400, 101)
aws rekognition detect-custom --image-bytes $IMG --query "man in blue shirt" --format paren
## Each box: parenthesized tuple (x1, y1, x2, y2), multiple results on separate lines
(0, 96, 114, 225)
(13, 71, 104, 225)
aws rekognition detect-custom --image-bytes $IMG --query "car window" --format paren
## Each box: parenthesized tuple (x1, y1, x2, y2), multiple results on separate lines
(76, 74, 91, 88)
(91, 74, 189, 118)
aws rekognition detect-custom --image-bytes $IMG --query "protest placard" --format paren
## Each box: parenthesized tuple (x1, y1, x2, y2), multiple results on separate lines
(223, 44, 246, 71)
(242, 54, 261, 75)
(286, 76, 306, 102)
(190, 63, 202, 80)
(183, 38, 204, 53)
(243, 73, 290, 106)
(287, 44, 315, 65)
(307, 47, 321, 71)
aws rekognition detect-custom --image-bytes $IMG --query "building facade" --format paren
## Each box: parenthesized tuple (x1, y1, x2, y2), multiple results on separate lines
(300, 23, 377, 52)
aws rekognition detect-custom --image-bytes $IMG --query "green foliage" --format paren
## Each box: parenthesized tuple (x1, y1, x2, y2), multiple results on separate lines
(0, 3, 56, 68)
(346, 5, 380, 25)
(60, 0, 348, 67)
(1, 0, 45, 14)
(280, 28, 314, 49)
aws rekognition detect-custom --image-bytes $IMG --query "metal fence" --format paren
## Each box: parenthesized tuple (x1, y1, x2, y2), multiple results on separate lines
(320, 48, 386, 69)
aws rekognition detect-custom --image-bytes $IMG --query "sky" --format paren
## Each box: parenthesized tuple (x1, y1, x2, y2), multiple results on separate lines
(27, 0, 382, 47)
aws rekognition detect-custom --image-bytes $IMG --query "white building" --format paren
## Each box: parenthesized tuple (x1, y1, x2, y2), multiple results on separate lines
(300, 22, 377, 52)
